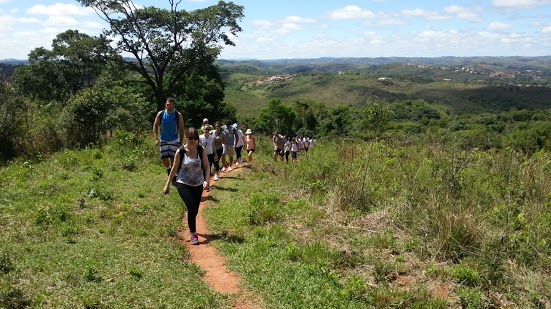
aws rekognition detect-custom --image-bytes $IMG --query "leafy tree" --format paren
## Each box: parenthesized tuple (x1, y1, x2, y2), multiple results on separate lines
(321, 105, 351, 136)
(174, 62, 235, 127)
(62, 84, 149, 147)
(0, 79, 23, 160)
(78, 0, 245, 111)
(293, 99, 322, 133)
(13, 30, 114, 104)
(363, 99, 393, 134)
(259, 99, 296, 135)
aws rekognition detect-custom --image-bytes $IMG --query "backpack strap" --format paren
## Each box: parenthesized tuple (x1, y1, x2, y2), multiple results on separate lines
(159, 109, 180, 129)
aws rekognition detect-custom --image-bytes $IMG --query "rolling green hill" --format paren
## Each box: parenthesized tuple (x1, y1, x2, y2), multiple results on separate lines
(222, 70, 551, 119)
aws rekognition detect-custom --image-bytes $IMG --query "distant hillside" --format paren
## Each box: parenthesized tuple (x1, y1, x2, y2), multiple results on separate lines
(222, 70, 551, 119)
(0, 59, 28, 65)
(217, 56, 551, 74)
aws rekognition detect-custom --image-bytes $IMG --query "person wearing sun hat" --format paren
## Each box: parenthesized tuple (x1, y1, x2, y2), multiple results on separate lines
(245, 128, 256, 162)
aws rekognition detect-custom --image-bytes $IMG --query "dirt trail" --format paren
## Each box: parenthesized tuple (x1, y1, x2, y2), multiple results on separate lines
(180, 165, 259, 309)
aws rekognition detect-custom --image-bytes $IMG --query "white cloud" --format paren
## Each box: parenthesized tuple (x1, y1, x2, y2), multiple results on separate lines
(489, 21, 512, 30)
(44, 16, 78, 27)
(26, 3, 95, 16)
(500, 33, 534, 44)
(444, 5, 481, 21)
(492, 0, 551, 8)
(283, 16, 315, 23)
(399, 8, 450, 21)
(542, 25, 551, 33)
(0, 0, 11, 3)
(81, 21, 103, 30)
(275, 23, 301, 34)
(375, 18, 407, 26)
(0, 14, 40, 32)
(328, 6, 375, 20)
(251, 20, 272, 27)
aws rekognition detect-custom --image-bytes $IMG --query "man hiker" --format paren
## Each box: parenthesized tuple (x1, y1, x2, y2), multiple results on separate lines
(153, 97, 185, 176)
(221, 120, 239, 172)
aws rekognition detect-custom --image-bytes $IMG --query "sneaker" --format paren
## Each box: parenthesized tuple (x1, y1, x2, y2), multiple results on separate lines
(214, 174, 220, 181)
(228, 166, 233, 171)
(221, 167, 227, 172)
(190, 234, 199, 245)
(235, 162, 239, 166)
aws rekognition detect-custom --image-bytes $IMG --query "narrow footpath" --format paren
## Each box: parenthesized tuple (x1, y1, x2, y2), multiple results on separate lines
(180, 165, 259, 309)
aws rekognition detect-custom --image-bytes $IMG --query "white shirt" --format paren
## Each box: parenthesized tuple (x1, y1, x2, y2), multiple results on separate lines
(199, 134, 215, 155)
(236, 129, 244, 147)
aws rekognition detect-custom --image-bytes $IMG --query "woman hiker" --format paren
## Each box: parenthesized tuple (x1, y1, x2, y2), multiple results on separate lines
(245, 128, 256, 162)
(164, 127, 211, 245)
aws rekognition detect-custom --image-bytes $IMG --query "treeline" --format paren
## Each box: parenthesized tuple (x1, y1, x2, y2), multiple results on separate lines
(246, 96, 551, 156)
(0, 1, 244, 162)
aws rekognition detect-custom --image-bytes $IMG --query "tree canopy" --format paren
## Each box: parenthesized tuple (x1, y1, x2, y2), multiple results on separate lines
(77, 0, 245, 111)
(13, 30, 114, 104)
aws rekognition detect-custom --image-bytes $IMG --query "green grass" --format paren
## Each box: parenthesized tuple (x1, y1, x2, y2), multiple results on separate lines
(205, 137, 550, 308)
(2, 133, 550, 308)
(0, 134, 230, 308)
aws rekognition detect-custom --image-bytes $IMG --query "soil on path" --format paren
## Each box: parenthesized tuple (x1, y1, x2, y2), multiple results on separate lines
(180, 164, 259, 309)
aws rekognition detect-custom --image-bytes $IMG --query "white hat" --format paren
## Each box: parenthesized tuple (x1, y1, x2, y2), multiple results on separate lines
(202, 118, 209, 123)
(245, 129, 253, 134)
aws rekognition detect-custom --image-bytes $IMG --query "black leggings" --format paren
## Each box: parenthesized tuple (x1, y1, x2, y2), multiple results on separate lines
(236, 145, 243, 160)
(213, 147, 223, 172)
(207, 153, 215, 174)
(176, 183, 203, 233)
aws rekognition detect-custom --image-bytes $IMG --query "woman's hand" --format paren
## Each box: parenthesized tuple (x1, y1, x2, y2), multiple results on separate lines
(163, 186, 170, 194)
(203, 181, 210, 192)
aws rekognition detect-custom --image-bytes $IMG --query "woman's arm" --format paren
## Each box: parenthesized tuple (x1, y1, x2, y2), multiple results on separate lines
(163, 150, 181, 194)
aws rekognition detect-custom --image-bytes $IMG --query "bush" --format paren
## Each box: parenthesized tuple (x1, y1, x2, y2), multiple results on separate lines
(245, 193, 283, 225)
(63, 88, 114, 147)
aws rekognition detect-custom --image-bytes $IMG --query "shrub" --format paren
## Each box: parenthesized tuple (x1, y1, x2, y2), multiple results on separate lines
(245, 193, 283, 225)
(63, 88, 114, 147)
(451, 262, 480, 287)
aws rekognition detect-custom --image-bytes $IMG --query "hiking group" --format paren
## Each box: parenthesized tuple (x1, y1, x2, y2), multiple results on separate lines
(153, 97, 256, 245)
(272, 130, 315, 163)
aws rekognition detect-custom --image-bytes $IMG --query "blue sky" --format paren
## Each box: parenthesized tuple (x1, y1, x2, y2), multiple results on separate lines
(1, 0, 550, 60)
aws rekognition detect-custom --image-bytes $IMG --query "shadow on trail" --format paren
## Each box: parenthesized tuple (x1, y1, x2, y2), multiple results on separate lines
(217, 175, 240, 180)
(196, 233, 245, 245)
(196, 233, 222, 245)
(201, 195, 219, 203)
(213, 186, 238, 192)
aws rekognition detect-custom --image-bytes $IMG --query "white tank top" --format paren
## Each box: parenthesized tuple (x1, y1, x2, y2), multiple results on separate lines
(176, 150, 204, 186)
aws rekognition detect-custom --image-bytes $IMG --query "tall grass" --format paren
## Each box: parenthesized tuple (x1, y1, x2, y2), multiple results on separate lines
(217, 137, 550, 307)
(297, 140, 551, 264)
(2, 132, 550, 308)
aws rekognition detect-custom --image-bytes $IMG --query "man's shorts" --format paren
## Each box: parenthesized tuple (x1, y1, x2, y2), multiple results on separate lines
(160, 139, 180, 159)
(274, 148, 284, 156)
(223, 145, 235, 157)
